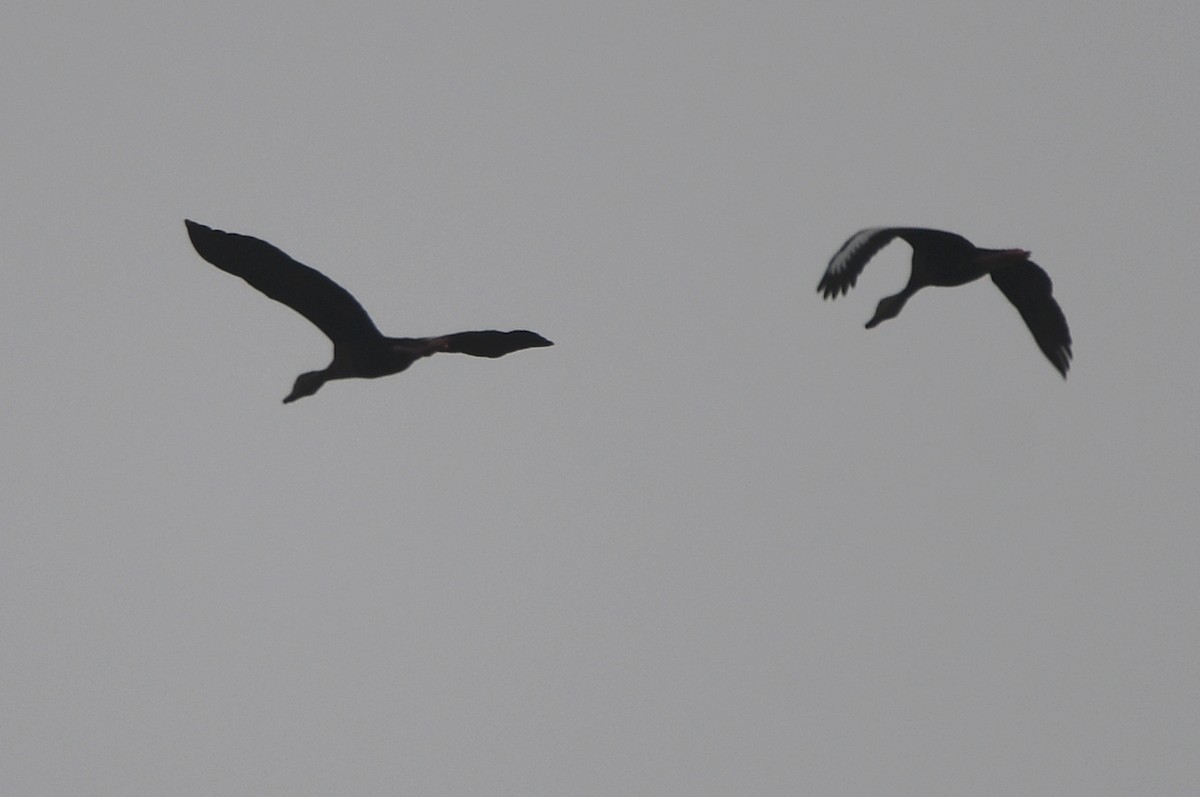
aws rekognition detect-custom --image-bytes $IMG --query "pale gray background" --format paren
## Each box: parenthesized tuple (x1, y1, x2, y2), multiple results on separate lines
(3, 2, 1197, 795)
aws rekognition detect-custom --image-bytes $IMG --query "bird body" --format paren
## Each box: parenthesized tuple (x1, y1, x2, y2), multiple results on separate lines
(818, 227, 1072, 376)
(185, 220, 552, 402)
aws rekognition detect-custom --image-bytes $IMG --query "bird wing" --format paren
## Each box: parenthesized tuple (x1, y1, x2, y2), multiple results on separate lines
(819, 227, 978, 298)
(185, 220, 382, 345)
(989, 260, 1073, 377)
(818, 227, 902, 297)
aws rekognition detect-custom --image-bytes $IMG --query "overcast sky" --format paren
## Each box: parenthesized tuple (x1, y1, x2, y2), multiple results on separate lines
(3, 2, 1198, 795)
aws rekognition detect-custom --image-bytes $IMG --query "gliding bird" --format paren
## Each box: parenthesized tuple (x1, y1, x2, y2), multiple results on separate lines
(185, 220, 553, 403)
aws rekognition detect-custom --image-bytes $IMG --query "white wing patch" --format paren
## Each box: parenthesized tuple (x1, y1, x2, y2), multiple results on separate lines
(828, 227, 888, 275)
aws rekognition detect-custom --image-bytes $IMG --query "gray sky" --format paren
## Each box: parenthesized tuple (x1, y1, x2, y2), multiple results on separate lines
(3, 2, 1198, 794)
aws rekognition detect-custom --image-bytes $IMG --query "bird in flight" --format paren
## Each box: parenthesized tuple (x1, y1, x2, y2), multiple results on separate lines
(818, 227, 1072, 377)
(185, 220, 553, 403)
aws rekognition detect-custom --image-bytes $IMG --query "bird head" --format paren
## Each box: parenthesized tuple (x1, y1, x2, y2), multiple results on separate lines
(283, 370, 327, 404)
(865, 294, 906, 329)
(503, 330, 554, 352)
(441, 330, 554, 358)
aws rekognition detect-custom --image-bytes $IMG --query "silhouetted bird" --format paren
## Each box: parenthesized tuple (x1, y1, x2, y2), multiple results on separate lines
(818, 227, 1072, 377)
(185, 220, 553, 403)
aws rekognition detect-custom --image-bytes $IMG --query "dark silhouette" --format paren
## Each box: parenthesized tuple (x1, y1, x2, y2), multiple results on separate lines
(818, 227, 1072, 377)
(185, 220, 553, 402)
